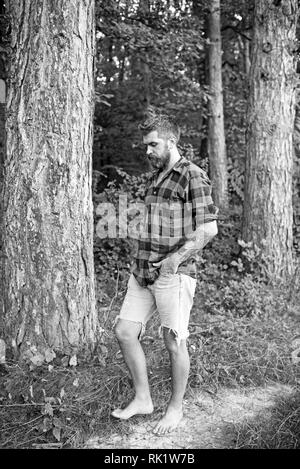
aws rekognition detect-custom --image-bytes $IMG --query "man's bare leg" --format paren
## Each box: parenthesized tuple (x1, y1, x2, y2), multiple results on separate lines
(153, 329, 189, 435)
(112, 319, 154, 419)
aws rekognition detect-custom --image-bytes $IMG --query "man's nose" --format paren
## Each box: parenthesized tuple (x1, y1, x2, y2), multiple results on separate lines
(146, 146, 152, 155)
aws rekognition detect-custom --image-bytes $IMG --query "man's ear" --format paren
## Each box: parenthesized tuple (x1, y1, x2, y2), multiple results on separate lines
(168, 137, 176, 149)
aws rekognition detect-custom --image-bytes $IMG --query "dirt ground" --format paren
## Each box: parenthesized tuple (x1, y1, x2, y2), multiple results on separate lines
(85, 383, 293, 449)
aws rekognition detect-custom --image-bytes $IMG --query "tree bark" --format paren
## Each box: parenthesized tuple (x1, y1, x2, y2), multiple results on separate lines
(0, 2, 9, 344)
(293, 88, 300, 252)
(0, 79, 5, 335)
(207, 0, 228, 210)
(2, 0, 98, 361)
(244, 36, 251, 76)
(130, 0, 151, 106)
(242, 0, 298, 278)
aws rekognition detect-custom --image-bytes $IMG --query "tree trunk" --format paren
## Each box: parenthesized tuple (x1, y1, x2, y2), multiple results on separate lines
(293, 88, 300, 253)
(130, 0, 151, 106)
(0, 2, 8, 345)
(2, 0, 98, 361)
(207, 0, 228, 210)
(0, 78, 5, 335)
(244, 36, 251, 76)
(242, 0, 298, 278)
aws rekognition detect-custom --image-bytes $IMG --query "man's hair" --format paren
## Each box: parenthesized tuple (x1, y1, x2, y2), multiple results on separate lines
(139, 106, 180, 143)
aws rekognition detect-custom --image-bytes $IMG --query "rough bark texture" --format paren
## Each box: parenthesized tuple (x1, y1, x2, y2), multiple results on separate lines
(2, 0, 98, 360)
(293, 88, 300, 252)
(0, 81, 5, 334)
(0, 4, 8, 340)
(242, 0, 298, 277)
(207, 0, 228, 211)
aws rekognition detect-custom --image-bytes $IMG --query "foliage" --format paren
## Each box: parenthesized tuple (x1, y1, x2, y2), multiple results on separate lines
(93, 168, 147, 285)
(1, 262, 299, 448)
(196, 255, 300, 320)
(231, 392, 300, 448)
(1, 198, 299, 448)
(93, 163, 300, 316)
(94, 0, 209, 175)
(93, 0, 254, 207)
(224, 83, 247, 202)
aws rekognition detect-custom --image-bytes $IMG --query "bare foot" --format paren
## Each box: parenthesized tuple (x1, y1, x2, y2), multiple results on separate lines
(153, 406, 183, 435)
(111, 397, 154, 420)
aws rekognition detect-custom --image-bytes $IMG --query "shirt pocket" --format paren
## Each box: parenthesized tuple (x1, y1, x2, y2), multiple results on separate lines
(160, 190, 185, 239)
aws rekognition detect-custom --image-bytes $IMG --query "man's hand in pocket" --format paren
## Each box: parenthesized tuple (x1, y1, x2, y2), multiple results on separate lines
(153, 255, 179, 275)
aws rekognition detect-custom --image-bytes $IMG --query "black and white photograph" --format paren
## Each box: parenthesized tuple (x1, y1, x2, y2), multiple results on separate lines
(0, 0, 299, 455)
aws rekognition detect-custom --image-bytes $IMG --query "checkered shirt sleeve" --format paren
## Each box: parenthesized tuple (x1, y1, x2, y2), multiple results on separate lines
(187, 171, 218, 229)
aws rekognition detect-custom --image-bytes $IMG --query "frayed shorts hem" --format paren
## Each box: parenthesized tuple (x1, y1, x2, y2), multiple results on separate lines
(115, 273, 196, 344)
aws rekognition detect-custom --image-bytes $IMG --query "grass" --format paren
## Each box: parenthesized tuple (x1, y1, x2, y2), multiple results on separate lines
(229, 391, 300, 449)
(0, 240, 300, 448)
(0, 284, 299, 448)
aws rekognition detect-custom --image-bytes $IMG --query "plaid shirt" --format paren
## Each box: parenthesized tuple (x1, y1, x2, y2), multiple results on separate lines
(132, 157, 218, 286)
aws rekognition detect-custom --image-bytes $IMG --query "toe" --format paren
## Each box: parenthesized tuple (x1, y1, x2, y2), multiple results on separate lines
(156, 425, 166, 436)
(152, 424, 161, 435)
(111, 409, 122, 418)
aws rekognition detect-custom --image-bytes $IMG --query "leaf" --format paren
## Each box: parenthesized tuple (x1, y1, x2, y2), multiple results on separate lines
(60, 388, 65, 399)
(99, 345, 108, 356)
(61, 356, 69, 367)
(53, 417, 63, 428)
(53, 426, 61, 442)
(292, 336, 300, 349)
(291, 349, 300, 365)
(43, 417, 52, 432)
(238, 239, 252, 248)
(72, 378, 79, 387)
(44, 402, 54, 417)
(30, 352, 44, 367)
(69, 355, 77, 367)
(44, 396, 56, 404)
(97, 356, 106, 367)
(45, 349, 56, 363)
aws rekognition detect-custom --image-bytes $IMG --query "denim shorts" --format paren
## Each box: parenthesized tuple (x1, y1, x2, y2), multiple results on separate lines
(116, 272, 197, 345)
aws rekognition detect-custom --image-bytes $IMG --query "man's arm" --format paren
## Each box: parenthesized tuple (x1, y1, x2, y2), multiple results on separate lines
(153, 220, 218, 274)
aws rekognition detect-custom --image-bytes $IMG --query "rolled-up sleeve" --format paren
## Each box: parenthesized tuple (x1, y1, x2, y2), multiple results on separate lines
(188, 174, 218, 229)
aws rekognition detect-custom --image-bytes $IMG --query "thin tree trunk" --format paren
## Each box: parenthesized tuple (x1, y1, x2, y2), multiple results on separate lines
(106, 38, 113, 85)
(244, 36, 251, 76)
(242, 0, 298, 278)
(130, 0, 151, 105)
(2, 0, 98, 361)
(192, 3, 209, 169)
(207, 0, 228, 210)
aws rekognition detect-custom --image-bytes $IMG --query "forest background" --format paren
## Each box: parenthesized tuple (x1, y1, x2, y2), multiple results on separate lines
(0, 0, 300, 450)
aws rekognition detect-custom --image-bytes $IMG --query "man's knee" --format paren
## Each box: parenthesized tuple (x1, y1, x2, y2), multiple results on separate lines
(114, 319, 141, 343)
(163, 328, 186, 354)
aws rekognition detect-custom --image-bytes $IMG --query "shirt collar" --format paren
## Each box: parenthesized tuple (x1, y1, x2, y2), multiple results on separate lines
(172, 156, 188, 173)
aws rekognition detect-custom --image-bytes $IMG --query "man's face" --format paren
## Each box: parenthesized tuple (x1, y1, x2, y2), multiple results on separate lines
(143, 130, 171, 171)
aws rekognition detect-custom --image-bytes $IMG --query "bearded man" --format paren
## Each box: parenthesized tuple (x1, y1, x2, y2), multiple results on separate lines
(112, 109, 218, 435)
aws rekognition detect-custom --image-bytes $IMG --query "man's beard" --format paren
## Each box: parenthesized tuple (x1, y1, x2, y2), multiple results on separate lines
(148, 148, 171, 172)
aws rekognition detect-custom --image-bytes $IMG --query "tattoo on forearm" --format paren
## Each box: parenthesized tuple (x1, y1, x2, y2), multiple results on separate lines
(174, 228, 215, 264)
